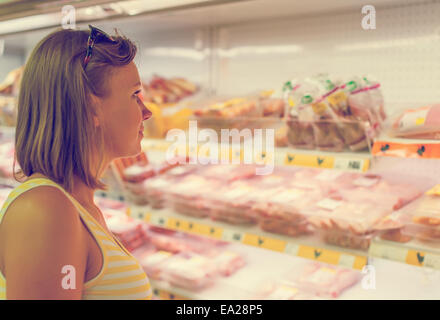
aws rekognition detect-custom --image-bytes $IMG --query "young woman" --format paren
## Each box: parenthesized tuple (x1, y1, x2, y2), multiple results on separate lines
(0, 25, 152, 299)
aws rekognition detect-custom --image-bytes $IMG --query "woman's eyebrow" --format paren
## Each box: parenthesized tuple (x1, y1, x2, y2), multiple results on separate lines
(132, 81, 141, 88)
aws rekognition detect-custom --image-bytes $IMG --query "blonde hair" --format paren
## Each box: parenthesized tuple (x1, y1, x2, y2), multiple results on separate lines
(14, 27, 137, 192)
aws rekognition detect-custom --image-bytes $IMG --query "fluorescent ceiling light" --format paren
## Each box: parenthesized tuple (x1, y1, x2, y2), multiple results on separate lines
(0, 12, 61, 34)
(115, 0, 215, 16)
(335, 35, 439, 51)
(144, 47, 210, 60)
(218, 45, 303, 57)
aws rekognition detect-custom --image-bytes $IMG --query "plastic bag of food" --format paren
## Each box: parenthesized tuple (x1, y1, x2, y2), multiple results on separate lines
(390, 104, 440, 139)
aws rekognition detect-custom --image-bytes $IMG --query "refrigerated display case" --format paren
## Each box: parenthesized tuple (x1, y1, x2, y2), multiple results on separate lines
(1, 0, 440, 300)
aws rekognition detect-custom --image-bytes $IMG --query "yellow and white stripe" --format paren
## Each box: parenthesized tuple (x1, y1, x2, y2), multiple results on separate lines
(0, 178, 152, 300)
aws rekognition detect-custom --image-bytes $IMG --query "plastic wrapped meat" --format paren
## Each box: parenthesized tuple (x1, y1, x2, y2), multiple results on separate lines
(160, 253, 217, 291)
(306, 198, 392, 250)
(144, 226, 227, 254)
(122, 164, 156, 205)
(106, 215, 146, 251)
(210, 250, 246, 277)
(251, 188, 318, 237)
(391, 104, 440, 139)
(167, 176, 220, 218)
(291, 263, 361, 298)
(336, 180, 422, 211)
(255, 282, 316, 300)
(209, 181, 258, 225)
(395, 193, 440, 242)
(138, 250, 174, 280)
(143, 176, 175, 209)
(197, 164, 256, 183)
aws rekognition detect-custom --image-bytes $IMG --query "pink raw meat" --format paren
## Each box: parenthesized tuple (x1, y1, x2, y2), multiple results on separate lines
(294, 262, 361, 298)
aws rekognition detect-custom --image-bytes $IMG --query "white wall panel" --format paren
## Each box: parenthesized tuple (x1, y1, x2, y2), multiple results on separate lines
(215, 1, 440, 115)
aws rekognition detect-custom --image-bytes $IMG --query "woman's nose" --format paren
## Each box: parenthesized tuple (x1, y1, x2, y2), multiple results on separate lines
(141, 102, 152, 121)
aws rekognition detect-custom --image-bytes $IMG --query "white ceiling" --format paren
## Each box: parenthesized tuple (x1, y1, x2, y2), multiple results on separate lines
(1, 0, 429, 51)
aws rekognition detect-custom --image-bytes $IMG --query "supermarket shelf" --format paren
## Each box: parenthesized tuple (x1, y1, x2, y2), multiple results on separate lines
(370, 238, 440, 270)
(148, 242, 440, 300)
(129, 204, 440, 272)
(129, 205, 369, 271)
(372, 136, 440, 159)
(141, 138, 372, 172)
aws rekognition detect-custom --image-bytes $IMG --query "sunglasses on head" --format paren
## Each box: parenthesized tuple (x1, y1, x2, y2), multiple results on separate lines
(83, 25, 117, 68)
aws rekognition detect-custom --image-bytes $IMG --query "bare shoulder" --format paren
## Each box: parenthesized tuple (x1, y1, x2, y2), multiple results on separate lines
(2, 185, 81, 229)
(0, 186, 88, 299)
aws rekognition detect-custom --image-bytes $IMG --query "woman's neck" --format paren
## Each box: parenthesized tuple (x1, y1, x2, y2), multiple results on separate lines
(28, 172, 96, 208)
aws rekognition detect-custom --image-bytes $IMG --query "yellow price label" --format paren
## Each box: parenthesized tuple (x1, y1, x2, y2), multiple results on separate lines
(297, 245, 341, 265)
(406, 250, 426, 267)
(242, 234, 287, 252)
(311, 102, 327, 115)
(288, 96, 295, 107)
(327, 91, 348, 108)
(426, 184, 440, 196)
(415, 117, 426, 126)
(141, 212, 151, 222)
(284, 153, 334, 169)
(166, 218, 190, 231)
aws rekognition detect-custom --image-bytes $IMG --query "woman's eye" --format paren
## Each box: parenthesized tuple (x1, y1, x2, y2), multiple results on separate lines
(133, 90, 141, 98)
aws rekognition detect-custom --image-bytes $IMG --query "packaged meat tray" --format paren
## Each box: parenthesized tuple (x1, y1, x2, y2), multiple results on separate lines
(196, 164, 256, 183)
(121, 164, 156, 205)
(144, 225, 227, 254)
(394, 191, 440, 242)
(159, 252, 218, 291)
(105, 214, 147, 251)
(201, 249, 246, 277)
(390, 104, 440, 139)
(305, 198, 393, 250)
(208, 181, 259, 225)
(253, 281, 317, 300)
(250, 187, 319, 237)
(138, 249, 174, 280)
(192, 96, 263, 134)
(143, 175, 176, 209)
(286, 262, 361, 298)
(165, 175, 222, 218)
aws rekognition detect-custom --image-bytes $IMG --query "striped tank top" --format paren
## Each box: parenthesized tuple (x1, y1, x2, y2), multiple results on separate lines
(0, 178, 152, 300)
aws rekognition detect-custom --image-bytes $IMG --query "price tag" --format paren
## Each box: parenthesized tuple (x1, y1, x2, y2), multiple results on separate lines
(406, 250, 426, 267)
(327, 91, 348, 109)
(137, 211, 151, 222)
(150, 214, 167, 227)
(426, 184, 440, 196)
(334, 158, 365, 172)
(297, 245, 340, 265)
(242, 234, 287, 252)
(311, 102, 327, 115)
(222, 229, 244, 243)
(423, 253, 440, 269)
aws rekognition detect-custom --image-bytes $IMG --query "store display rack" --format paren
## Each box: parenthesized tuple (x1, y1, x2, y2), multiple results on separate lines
(127, 204, 440, 272)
